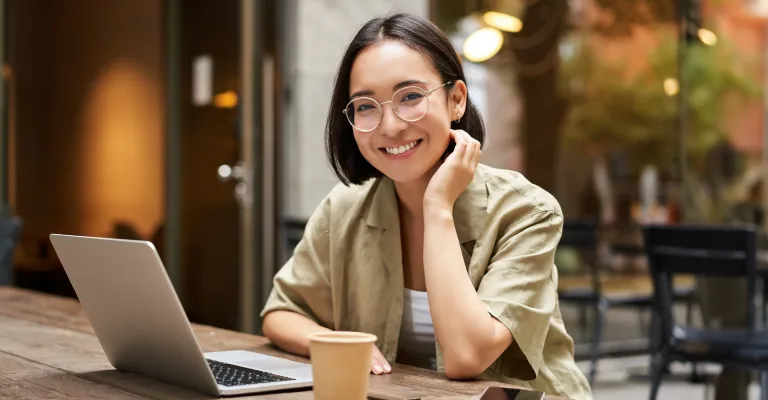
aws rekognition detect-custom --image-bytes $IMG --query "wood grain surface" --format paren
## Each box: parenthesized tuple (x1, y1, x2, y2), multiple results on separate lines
(0, 287, 565, 399)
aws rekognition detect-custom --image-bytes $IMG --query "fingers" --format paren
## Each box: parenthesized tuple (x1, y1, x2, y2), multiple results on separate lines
(464, 139, 479, 166)
(371, 349, 390, 374)
(454, 129, 480, 167)
(449, 128, 467, 143)
(449, 129, 467, 162)
(473, 146, 482, 166)
(371, 346, 391, 375)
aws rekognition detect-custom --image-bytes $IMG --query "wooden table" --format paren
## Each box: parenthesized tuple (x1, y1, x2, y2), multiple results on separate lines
(0, 287, 564, 399)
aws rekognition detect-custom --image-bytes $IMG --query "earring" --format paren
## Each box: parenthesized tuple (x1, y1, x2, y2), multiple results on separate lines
(455, 112, 461, 123)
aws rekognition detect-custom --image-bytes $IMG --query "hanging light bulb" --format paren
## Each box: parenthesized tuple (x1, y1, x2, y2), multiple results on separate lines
(482, 11, 523, 33)
(462, 27, 504, 63)
(697, 28, 717, 46)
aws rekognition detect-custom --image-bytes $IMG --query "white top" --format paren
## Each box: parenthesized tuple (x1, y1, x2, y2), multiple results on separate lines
(397, 288, 437, 370)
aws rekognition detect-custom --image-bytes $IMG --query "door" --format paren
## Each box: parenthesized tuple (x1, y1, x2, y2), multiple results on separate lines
(164, 0, 281, 333)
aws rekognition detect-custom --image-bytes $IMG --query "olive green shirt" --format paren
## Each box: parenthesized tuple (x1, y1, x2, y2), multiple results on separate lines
(261, 164, 592, 400)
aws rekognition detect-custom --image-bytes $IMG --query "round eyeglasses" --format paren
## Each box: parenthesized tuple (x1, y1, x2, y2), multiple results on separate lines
(342, 81, 453, 132)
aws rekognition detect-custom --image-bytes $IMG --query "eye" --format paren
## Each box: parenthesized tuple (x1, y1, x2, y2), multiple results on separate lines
(400, 91, 424, 103)
(356, 104, 376, 113)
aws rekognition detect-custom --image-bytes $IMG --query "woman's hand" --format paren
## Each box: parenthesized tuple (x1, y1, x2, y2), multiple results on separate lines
(371, 345, 392, 375)
(424, 129, 481, 212)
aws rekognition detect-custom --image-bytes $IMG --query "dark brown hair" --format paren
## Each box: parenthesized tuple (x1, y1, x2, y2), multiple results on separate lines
(325, 13, 485, 186)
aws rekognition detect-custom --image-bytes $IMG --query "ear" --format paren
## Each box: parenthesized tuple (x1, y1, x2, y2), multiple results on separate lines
(449, 80, 468, 121)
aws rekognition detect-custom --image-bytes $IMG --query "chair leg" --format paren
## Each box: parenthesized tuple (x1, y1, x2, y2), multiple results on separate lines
(638, 308, 648, 335)
(685, 292, 699, 334)
(579, 304, 589, 335)
(763, 278, 768, 328)
(684, 297, 704, 383)
(589, 298, 608, 386)
(648, 355, 668, 400)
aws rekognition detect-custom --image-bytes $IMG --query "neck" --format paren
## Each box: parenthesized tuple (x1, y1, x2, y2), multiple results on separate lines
(394, 179, 428, 219)
(393, 165, 438, 220)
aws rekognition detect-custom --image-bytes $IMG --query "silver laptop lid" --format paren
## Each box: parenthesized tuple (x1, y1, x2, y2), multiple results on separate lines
(49, 234, 220, 396)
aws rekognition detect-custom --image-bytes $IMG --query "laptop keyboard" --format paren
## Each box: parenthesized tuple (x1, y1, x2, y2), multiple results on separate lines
(206, 359, 296, 387)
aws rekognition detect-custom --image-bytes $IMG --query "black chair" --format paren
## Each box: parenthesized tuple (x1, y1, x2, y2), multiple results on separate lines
(644, 224, 768, 400)
(558, 220, 696, 386)
(0, 216, 23, 286)
(557, 220, 605, 385)
(559, 220, 654, 384)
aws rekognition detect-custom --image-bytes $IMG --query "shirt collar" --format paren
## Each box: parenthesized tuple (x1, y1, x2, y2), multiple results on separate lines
(365, 170, 488, 244)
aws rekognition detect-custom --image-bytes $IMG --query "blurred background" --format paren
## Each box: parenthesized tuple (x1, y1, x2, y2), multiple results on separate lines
(1, 0, 768, 398)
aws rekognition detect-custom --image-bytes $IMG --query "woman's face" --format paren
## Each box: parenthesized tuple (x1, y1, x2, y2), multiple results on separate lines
(347, 40, 467, 184)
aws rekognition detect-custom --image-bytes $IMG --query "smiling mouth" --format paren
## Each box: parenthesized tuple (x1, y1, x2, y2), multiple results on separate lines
(380, 139, 422, 156)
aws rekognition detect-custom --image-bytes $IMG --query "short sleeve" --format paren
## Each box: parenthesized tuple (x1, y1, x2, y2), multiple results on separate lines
(477, 209, 562, 380)
(260, 197, 334, 327)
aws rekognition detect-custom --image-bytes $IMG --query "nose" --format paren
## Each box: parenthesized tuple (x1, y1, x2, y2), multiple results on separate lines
(377, 102, 407, 137)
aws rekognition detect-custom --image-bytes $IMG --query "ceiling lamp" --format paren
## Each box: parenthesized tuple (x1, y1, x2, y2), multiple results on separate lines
(462, 27, 504, 62)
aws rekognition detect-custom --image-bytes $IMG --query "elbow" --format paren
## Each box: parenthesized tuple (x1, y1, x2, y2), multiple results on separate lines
(261, 312, 278, 342)
(442, 350, 487, 380)
(262, 311, 290, 345)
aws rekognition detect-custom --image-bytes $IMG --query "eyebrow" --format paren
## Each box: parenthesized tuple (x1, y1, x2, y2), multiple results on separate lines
(349, 79, 428, 100)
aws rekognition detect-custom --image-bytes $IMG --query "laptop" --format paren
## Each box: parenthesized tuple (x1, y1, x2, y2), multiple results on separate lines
(49, 234, 314, 397)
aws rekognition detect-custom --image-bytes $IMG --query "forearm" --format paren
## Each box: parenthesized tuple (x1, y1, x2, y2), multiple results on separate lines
(422, 206, 510, 377)
(262, 310, 331, 357)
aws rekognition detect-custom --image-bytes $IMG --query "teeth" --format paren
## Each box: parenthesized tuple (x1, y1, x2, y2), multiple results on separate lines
(386, 140, 418, 155)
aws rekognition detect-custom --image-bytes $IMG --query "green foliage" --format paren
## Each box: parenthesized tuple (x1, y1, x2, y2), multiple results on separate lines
(558, 28, 762, 177)
(588, 0, 727, 36)
(590, 0, 676, 35)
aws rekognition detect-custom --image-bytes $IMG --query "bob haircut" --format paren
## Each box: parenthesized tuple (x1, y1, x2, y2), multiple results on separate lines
(325, 13, 486, 186)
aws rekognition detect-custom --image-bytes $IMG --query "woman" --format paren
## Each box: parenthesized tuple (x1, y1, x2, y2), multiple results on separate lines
(261, 13, 592, 400)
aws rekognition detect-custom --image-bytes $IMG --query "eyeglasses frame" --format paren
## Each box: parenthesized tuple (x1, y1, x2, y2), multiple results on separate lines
(342, 81, 454, 132)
